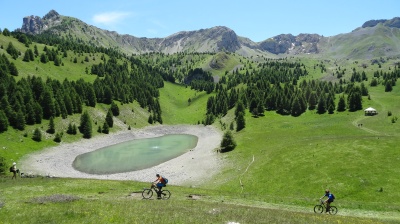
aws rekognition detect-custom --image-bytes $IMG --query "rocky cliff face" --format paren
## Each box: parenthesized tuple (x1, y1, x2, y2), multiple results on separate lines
(21, 15, 43, 34)
(18, 10, 61, 34)
(258, 33, 321, 54)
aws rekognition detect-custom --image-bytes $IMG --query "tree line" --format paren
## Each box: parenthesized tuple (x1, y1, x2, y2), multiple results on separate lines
(0, 31, 166, 138)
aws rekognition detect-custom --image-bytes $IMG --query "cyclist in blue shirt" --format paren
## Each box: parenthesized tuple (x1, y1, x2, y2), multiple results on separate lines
(320, 189, 335, 213)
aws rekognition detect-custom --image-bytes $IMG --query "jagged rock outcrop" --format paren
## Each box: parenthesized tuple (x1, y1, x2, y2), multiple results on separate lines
(18, 10, 61, 34)
(258, 33, 321, 54)
(21, 15, 43, 34)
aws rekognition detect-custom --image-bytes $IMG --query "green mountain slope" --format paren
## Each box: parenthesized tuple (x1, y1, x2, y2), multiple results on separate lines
(319, 24, 400, 59)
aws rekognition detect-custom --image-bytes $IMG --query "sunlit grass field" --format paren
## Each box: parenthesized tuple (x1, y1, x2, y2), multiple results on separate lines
(0, 178, 395, 224)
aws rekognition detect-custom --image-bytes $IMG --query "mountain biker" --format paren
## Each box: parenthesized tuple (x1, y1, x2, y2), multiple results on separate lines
(320, 189, 335, 213)
(153, 174, 167, 199)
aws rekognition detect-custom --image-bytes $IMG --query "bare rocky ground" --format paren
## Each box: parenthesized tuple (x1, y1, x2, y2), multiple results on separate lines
(20, 125, 223, 186)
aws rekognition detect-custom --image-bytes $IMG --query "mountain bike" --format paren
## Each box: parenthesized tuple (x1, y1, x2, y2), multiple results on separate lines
(314, 199, 338, 214)
(142, 183, 171, 200)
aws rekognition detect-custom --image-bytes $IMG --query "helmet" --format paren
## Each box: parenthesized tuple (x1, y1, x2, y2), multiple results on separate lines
(156, 174, 160, 177)
(325, 189, 330, 193)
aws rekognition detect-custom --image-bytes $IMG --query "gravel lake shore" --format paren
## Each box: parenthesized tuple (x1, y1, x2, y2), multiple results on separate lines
(20, 125, 223, 186)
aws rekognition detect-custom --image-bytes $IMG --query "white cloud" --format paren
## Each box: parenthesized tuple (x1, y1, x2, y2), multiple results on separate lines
(92, 11, 132, 26)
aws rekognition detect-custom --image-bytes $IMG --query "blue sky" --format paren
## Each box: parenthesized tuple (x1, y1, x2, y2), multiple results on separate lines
(1, 0, 399, 42)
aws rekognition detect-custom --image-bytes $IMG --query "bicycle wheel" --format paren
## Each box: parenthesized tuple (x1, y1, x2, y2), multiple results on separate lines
(161, 190, 171, 199)
(142, 188, 153, 199)
(313, 205, 324, 213)
(329, 206, 338, 215)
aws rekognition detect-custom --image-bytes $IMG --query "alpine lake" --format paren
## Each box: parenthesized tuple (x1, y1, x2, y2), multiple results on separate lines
(72, 134, 198, 174)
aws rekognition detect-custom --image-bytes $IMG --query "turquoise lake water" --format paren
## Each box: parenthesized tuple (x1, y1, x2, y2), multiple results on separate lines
(73, 134, 198, 174)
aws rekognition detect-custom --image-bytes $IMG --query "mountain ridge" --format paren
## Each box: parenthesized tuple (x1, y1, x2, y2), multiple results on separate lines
(15, 10, 400, 59)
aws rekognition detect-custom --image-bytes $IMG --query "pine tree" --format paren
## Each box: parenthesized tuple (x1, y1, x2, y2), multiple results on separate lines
(110, 102, 120, 116)
(54, 56, 61, 66)
(326, 94, 336, 114)
(32, 128, 42, 142)
(348, 87, 363, 111)
(53, 132, 62, 143)
(337, 96, 346, 112)
(34, 102, 43, 124)
(220, 131, 237, 153)
(40, 53, 48, 63)
(9, 62, 18, 76)
(102, 122, 109, 134)
(317, 95, 326, 114)
(148, 114, 153, 124)
(67, 122, 77, 135)
(236, 112, 245, 131)
(0, 110, 8, 133)
(6, 42, 19, 59)
(291, 97, 302, 117)
(235, 100, 245, 118)
(34, 45, 39, 57)
(47, 116, 55, 134)
(41, 88, 55, 119)
(79, 111, 92, 139)
(86, 85, 97, 107)
(229, 121, 234, 130)
(105, 109, 113, 128)
(308, 92, 317, 110)
(23, 49, 31, 62)
(15, 110, 26, 131)
(25, 102, 36, 125)
(385, 82, 393, 92)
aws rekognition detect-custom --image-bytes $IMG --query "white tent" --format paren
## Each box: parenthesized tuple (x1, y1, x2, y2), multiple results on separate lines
(364, 107, 377, 116)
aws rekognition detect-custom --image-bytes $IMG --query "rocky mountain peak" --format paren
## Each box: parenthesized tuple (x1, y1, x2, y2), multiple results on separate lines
(361, 17, 400, 29)
(258, 33, 321, 54)
(18, 10, 61, 34)
(43, 10, 60, 21)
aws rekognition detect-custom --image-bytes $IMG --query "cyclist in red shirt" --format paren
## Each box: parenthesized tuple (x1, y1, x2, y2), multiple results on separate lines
(153, 174, 167, 199)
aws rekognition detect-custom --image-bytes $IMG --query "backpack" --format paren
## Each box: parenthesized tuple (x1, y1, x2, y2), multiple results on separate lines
(9, 166, 13, 172)
(331, 194, 335, 200)
(163, 177, 168, 184)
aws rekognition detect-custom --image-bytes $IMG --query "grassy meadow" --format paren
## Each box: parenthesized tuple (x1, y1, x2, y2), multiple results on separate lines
(1, 33, 400, 222)
(0, 178, 395, 224)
